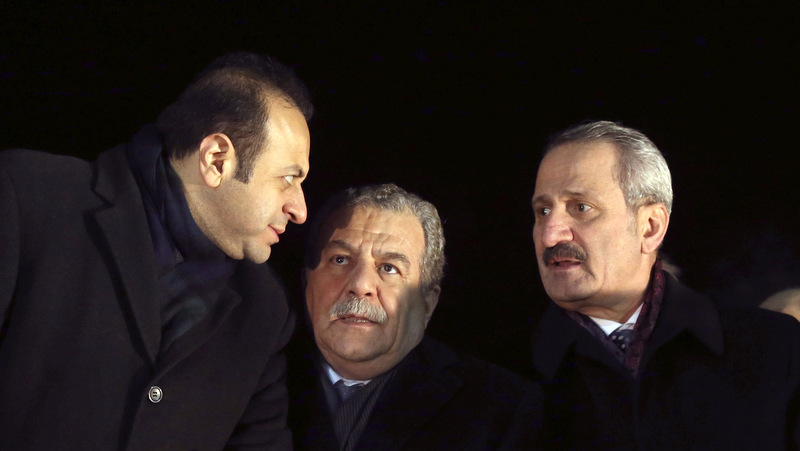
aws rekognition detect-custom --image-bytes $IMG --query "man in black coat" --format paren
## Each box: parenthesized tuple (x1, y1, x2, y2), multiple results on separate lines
(0, 52, 313, 450)
(289, 184, 541, 450)
(529, 120, 800, 449)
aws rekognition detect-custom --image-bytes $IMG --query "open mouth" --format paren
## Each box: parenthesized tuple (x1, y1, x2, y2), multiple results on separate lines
(337, 315, 377, 324)
(548, 258, 582, 267)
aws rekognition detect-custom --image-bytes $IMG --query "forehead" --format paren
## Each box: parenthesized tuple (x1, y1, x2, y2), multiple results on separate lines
(534, 141, 621, 200)
(322, 206, 425, 257)
(258, 104, 311, 170)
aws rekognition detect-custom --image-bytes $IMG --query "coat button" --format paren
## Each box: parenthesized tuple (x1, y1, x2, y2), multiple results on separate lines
(148, 386, 163, 403)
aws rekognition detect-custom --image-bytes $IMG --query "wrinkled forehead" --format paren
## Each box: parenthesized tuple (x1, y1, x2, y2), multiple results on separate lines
(320, 206, 425, 256)
(535, 142, 621, 195)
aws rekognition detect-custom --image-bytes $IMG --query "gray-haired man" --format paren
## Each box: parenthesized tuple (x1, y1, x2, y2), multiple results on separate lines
(289, 183, 541, 450)
(530, 120, 800, 448)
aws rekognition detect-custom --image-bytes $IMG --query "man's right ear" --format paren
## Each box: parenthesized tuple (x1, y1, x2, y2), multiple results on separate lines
(197, 133, 236, 188)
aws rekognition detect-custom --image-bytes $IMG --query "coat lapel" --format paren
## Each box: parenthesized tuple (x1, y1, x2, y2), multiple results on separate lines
(91, 145, 162, 365)
(356, 338, 462, 451)
(646, 274, 724, 359)
(532, 304, 628, 379)
(154, 282, 241, 374)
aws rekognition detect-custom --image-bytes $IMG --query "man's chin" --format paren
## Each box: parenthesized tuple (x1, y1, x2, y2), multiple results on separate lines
(328, 344, 384, 364)
(545, 285, 593, 306)
(241, 244, 272, 264)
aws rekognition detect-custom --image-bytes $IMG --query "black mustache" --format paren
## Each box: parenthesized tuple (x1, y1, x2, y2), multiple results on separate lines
(543, 243, 587, 266)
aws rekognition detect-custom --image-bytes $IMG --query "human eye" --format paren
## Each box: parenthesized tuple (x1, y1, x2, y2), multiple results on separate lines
(535, 206, 551, 217)
(283, 175, 295, 184)
(575, 203, 592, 213)
(331, 255, 349, 265)
(379, 264, 398, 274)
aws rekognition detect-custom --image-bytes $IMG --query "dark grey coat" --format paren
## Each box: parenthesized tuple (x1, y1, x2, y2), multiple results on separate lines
(531, 273, 800, 449)
(0, 146, 294, 450)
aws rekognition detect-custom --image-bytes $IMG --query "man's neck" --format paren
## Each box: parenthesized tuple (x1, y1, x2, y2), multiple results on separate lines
(323, 361, 372, 386)
(589, 303, 644, 335)
(575, 295, 645, 324)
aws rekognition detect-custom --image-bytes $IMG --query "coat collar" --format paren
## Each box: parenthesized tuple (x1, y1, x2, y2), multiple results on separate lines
(647, 273, 724, 357)
(92, 144, 163, 365)
(531, 272, 725, 380)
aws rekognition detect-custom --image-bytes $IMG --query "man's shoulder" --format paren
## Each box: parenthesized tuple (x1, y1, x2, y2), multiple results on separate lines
(1, 146, 128, 186)
(665, 276, 800, 367)
(417, 335, 538, 396)
(718, 305, 800, 350)
(2, 148, 92, 175)
(666, 275, 800, 342)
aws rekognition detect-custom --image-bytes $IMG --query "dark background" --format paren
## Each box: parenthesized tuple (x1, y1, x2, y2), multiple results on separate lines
(2, 1, 799, 373)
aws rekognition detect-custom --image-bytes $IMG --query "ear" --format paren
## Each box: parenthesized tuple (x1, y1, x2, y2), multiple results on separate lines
(197, 133, 236, 188)
(638, 203, 670, 255)
(422, 285, 441, 328)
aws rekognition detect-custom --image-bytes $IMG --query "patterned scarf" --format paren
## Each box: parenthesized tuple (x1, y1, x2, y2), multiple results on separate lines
(127, 125, 236, 354)
(567, 259, 665, 376)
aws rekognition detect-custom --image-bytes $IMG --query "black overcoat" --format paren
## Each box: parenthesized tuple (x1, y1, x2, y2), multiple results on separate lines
(289, 334, 542, 450)
(531, 273, 800, 449)
(0, 146, 294, 450)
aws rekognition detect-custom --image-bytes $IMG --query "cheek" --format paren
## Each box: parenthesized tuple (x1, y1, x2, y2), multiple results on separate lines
(533, 233, 544, 255)
(306, 278, 336, 317)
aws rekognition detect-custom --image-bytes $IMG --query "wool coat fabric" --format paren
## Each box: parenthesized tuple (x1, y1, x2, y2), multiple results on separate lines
(531, 273, 800, 449)
(289, 334, 543, 450)
(0, 146, 294, 450)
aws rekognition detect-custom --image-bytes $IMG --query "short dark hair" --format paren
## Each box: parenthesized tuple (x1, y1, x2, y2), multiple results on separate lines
(155, 51, 313, 182)
(304, 184, 446, 291)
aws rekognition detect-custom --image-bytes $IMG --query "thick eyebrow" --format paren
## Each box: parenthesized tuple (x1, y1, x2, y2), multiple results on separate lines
(531, 194, 550, 206)
(375, 251, 411, 269)
(281, 163, 307, 178)
(532, 190, 588, 205)
(324, 239, 411, 268)
(324, 239, 355, 253)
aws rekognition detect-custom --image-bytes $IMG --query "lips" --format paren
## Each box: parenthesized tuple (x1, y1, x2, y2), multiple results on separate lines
(543, 243, 588, 268)
(548, 257, 581, 267)
(337, 315, 376, 324)
(268, 226, 285, 243)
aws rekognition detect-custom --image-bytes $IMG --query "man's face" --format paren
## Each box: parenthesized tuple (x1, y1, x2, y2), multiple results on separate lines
(305, 206, 439, 380)
(531, 141, 649, 315)
(206, 104, 310, 263)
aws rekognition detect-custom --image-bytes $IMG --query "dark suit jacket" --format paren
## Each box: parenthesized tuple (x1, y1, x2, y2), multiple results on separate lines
(531, 273, 800, 449)
(0, 147, 294, 450)
(288, 334, 542, 450)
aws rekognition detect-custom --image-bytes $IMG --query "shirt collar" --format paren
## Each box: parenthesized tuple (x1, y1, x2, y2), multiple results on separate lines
(589, 303, 643, 335)
(322, 361, 372, 387)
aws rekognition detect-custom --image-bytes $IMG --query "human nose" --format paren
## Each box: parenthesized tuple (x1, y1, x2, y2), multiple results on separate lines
(285, 185, 307, 224)
(347, 262, 379, 298)
(537, 210, 574, 248)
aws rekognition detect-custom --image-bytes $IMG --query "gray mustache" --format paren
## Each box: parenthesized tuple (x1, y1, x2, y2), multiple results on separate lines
(543, 242, 588, 266)
(330, 297, 388, 324)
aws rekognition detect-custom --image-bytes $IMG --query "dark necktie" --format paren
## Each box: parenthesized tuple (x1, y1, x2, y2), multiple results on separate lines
(609, 324, 634, 352)
(334, 380, 366, 403)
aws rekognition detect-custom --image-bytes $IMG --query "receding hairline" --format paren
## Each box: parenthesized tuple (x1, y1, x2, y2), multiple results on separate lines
(201, 67, 303, 110)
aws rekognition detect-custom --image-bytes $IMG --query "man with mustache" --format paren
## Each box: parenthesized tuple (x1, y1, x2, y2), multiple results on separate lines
(530, 120, 800, 448)
(289, 183, 540, 450)
(0, 52, 311, 449)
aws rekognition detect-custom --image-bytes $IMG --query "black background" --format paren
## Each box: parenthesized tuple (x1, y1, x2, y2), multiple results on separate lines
(2, 1, 799, 373)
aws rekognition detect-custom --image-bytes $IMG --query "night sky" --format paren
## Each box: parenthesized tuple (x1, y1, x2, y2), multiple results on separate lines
(2, 2, 799, 372)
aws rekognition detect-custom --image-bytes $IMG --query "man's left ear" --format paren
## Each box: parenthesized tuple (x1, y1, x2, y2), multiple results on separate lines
(422, 285, 441, 327)
(639, 203, 669, 255)
(197, 133, 237, 188)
